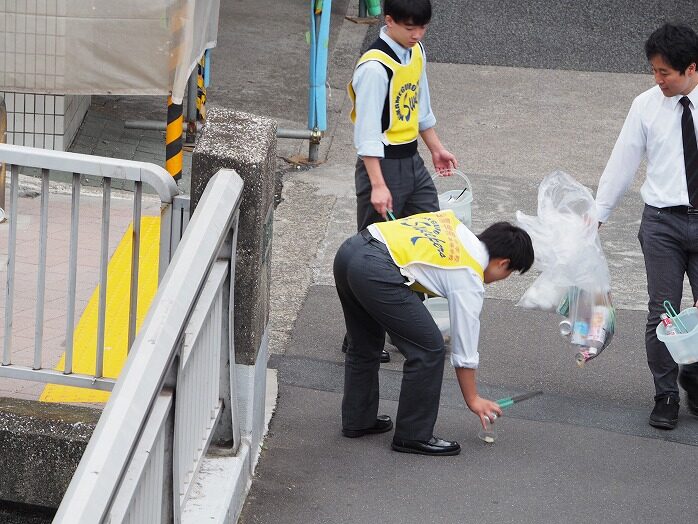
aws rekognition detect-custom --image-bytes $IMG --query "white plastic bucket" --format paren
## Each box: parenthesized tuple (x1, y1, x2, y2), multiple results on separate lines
(656, 307, 698, 364)
(432, 169, 473, 228)
(424, 297, 450, 337)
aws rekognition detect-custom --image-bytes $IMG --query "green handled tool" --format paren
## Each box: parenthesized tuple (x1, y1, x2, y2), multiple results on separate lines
(496, 390, 542, 409)
(386, 210, 396, 221)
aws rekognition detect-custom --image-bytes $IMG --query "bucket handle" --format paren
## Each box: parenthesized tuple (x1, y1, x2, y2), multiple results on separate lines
(663, 300, 688, 333)
(431, 168, 473, 199)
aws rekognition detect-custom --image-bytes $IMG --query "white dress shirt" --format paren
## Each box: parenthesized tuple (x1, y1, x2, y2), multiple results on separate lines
(596, 85, 698, 223)
(351, 26, 437, 158)
(368, 222, 488, 369)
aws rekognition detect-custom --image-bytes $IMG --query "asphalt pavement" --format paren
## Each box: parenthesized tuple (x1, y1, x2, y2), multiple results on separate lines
(9, 0, 694, 522)
(236, 1, 698, 523)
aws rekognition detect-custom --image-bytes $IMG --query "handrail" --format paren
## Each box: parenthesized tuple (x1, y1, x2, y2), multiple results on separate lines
(0, 143, 178, 203)
(53, 170, 243, 522)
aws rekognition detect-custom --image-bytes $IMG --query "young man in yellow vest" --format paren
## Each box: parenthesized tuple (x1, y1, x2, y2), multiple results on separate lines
(346, 0, 457, 363)
(334, 211, 534, 455)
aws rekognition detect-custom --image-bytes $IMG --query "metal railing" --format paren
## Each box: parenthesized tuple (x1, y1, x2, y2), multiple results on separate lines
(0, 96, 6, 222)
(53, 170, 243, 522)
(0, 143, 179, 390)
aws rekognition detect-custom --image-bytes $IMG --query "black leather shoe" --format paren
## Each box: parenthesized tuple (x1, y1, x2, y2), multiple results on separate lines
(649, 395, 679, 429)
(391, 436, 461, 456)
(342, 415, 393, 438)
(678, 371, 698, 416)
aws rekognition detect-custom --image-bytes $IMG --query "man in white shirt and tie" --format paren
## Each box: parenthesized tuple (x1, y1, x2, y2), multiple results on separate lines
(596, 23, 698, 430)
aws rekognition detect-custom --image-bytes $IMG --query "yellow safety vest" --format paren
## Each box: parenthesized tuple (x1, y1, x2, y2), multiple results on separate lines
(348, 41, 423, 145)
(373, 210, 485, 295)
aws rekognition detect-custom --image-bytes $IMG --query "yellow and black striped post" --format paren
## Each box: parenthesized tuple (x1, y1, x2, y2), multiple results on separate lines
(196, 56, 207, 122)
(166, 95, 183, 180)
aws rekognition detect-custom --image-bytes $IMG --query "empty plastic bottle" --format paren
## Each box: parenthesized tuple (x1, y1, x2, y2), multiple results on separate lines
(660, 313, 678, 336)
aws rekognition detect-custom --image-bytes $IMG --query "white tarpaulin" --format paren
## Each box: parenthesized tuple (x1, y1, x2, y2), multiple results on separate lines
(0, 0, 219, 103)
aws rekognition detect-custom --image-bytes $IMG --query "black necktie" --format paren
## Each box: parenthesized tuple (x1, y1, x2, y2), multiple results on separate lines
(680, 96, 698, 208)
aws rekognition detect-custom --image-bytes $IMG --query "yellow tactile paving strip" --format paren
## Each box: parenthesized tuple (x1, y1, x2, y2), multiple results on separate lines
(40, 217, 160, 403)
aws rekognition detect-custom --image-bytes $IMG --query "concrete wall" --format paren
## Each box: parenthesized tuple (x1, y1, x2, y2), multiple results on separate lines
(184, 106, 278, 523)
(0, 398, 99, 509)
(191, 106, 277, 366)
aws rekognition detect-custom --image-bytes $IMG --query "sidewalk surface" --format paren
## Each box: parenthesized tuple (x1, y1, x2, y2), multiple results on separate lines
(2, 1, 698, 522)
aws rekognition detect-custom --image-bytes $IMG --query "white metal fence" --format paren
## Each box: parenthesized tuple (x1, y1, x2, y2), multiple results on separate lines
(53, 170, 243, 522)
(0, 143, 180, 390)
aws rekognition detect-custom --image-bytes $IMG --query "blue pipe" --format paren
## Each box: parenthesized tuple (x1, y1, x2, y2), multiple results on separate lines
(204, 49, 212, 88)
(315, 0, 331, 131)
(308, 0, 332, 132)
(308, 2, 318, 130)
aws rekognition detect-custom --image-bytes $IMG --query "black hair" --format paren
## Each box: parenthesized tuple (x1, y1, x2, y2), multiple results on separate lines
(384, 0, 432, 26)
(644, 23, 698, 74)
(477, 222, 534, 274)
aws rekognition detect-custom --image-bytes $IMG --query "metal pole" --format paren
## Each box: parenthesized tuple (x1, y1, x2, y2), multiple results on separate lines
(308, 128, 322, 162)
(196, 56, 207, 122)
(0, 95, 6, 220)
(125, 120, 191, 132)
(277, 128, 313, 139)
(186, 69, 198, 144)
(166, 96, 183, 180)
(311, 7, 322, 162)
(358, 0, 366, 18)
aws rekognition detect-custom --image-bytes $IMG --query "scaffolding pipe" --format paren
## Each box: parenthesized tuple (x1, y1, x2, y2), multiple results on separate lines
(124, 122, 322, 161)
(125, 120, 192, 131)
(127, 121, 319, 141)
(277, 128, 312, 139)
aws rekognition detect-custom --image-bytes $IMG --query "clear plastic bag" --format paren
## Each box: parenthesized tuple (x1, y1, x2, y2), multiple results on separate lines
(516, 171, 615, 365)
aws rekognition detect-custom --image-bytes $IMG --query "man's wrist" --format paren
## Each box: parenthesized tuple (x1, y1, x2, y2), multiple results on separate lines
(464, 393, 479, 406)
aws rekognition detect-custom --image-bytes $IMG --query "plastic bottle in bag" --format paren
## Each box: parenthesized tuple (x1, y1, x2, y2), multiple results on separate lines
(570, 289, 591, 347)
(588, 305, 612, 350)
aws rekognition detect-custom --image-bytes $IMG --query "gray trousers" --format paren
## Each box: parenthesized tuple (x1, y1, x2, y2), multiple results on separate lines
(334, 231, 446, 441)
(638, 205, 698, 399)
(355, 153, 439, 231)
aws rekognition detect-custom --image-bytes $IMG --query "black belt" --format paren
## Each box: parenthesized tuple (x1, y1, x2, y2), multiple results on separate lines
(649, 204, 698, 215)
(384, 140, 418, 159)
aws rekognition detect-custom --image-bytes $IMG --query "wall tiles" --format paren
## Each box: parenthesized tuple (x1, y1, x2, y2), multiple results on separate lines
(0, 3, 89, 151)
(1, 91, 90, 151)
(1, 4, 67, 92)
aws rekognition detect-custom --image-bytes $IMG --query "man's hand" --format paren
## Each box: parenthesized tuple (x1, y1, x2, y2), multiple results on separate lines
(371, 183, 393, 219)
(455, 367, 502, 430)
(432, 148, 458, 174)
(420, 128, 457, 173)
(467, 395, 504, 431)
